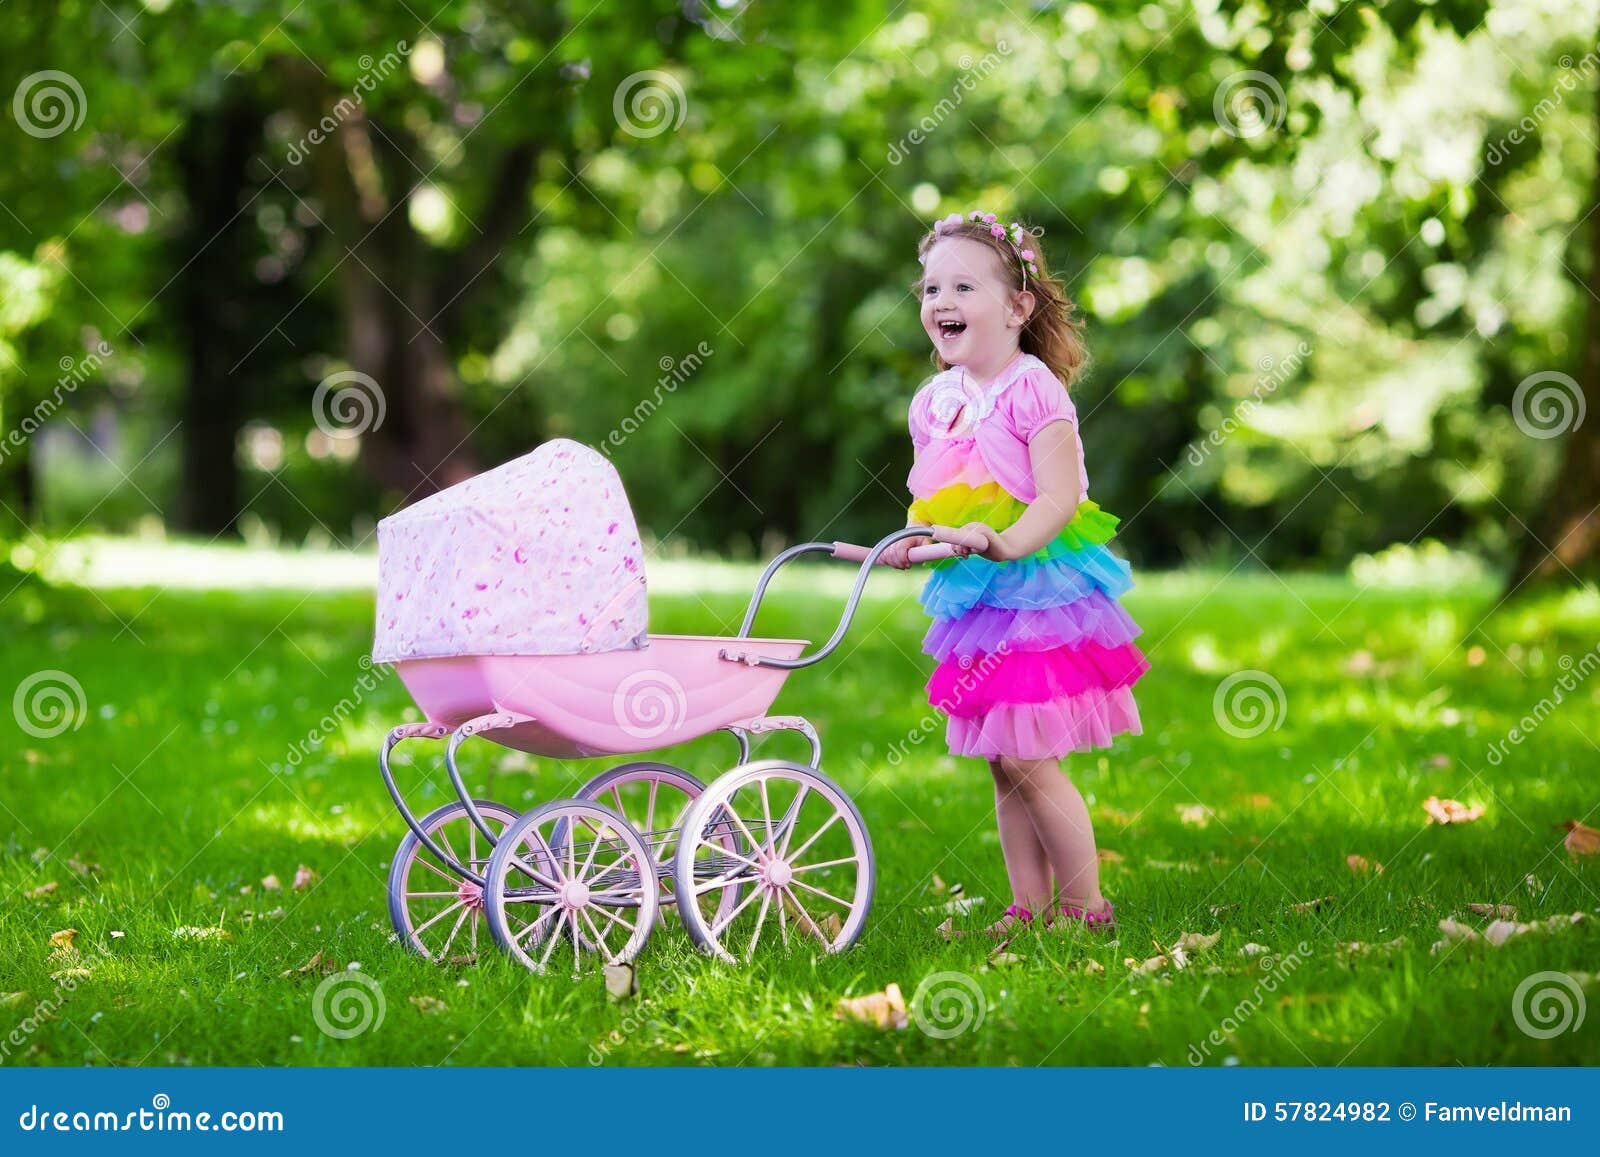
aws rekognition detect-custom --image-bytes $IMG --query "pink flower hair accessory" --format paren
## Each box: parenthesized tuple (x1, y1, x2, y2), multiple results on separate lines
(922, 209, 1043, 288)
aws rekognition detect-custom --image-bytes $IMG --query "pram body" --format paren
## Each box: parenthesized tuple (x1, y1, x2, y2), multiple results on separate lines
(372, 439, 977, 971)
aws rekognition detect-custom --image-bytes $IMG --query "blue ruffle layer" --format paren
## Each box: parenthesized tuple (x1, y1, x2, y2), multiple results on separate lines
(919, 543, 1134, 619)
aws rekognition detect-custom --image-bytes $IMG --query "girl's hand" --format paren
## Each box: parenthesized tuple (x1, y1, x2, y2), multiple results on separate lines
(880, 534, 932, 569)
(951, 522, 1016, 561)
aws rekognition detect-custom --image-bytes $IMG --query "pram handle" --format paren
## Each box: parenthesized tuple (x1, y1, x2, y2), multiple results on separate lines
(829, 523, 991, 564)
(722, 524, 988, 671)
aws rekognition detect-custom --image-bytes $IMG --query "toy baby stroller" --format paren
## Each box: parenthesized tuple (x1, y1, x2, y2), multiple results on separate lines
(372, 439, 983, 973)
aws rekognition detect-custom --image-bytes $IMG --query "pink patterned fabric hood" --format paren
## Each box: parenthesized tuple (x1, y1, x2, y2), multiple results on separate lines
(373, 439, 648, 662)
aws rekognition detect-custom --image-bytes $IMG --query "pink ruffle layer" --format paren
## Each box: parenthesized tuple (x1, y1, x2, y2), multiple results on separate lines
(922, 590, 1142, 662)
(928, 641, 1150, 718)
(947, 685, 1144, 759)
(907, 437, 992, 497)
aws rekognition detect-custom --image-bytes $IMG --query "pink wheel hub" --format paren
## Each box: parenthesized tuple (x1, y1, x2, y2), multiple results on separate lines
(760, 859, 793, 888)
(457, 879, 485, 911)
(559, 881, 591, 910)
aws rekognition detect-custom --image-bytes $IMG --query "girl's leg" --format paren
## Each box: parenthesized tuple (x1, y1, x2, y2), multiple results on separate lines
(1000, 755, 1111, 917)
(984, 758, 1053, 933)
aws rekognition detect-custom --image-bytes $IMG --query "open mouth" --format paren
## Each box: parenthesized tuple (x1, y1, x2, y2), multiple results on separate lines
(936, 320, 967, 340)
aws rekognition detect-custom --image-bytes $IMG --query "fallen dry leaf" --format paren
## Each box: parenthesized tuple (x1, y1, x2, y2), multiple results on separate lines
(1, 992, 30, 1009)
(834, 984, 907, 1030)
(48, 928, 77, 951)
(1466, 903, 1517, 919)
(1346, 854, 1385, 875)
(1238, 793, 1276, 810)
(48, 967, 93, 982)
(1076, 959, 1106, 975)
(1562, 820, 1600, 858)
(1337, 936, 1407, 957)
(603, 963, 639, 1003)
(292, 864, 318, 891)
(1209, 903, 1240, 917)
(261, 874, 283, 892)
(1437, 918, 1480, 942)
(1423, 796, 1484, 825)
(409, 995, 449, 1015)
(1289, 896, 1336, 915)
(1175, 804, 1213, 827)
(174, 926, 232, 942)
(1238, 942, 1271, 957)
(1173, 930, 1221, 955)
(280, 949, 338, 979)
(934, 917, 956, 942)
(25, 882, 59, 900)
(66, 857, 101, 878)
(985, 951, 1026, 968)
(1098, 848, 1125, 863)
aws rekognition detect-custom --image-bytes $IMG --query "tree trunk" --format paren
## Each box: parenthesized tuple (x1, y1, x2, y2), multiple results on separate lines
(172, 93, 264, 535)
(1504, 73, 1600, 593)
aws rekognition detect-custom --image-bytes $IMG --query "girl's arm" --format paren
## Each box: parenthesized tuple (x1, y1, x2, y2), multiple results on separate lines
(959, 420, 1081, 562)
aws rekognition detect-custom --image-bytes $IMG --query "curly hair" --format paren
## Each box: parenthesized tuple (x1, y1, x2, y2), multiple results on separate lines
(915, 217, 1090, 390)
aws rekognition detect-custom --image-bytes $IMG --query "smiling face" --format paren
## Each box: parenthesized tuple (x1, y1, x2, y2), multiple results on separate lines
(919, 236, 1032, 382)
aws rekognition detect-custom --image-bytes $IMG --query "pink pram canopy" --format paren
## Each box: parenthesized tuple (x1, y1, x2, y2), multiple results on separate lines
(373, 439, 648, 663)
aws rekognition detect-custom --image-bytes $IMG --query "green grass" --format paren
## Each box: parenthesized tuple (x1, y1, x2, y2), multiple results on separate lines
(2, 549, 1599, 1066)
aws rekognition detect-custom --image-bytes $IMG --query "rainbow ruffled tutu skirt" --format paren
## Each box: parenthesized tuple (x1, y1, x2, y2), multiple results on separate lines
(911, 459, 1149, 760)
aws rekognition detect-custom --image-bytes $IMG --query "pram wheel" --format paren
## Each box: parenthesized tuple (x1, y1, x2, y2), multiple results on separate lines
(570, 762, 742, 931)
(672, 760, 875, 964)
(387, 799, 521, 963)
(484, 800, 658, 973)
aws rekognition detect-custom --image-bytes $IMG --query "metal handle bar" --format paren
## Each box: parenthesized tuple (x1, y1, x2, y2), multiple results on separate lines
(722, 524, 989, 671)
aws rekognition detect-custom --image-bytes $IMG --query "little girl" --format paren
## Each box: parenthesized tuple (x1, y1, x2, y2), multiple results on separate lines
(881, 211, 1150, 936)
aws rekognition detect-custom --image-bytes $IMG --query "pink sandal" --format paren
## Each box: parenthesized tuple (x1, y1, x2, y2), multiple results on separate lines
(1058, 900, 1117, 931)
(950, 903, 1034, 939)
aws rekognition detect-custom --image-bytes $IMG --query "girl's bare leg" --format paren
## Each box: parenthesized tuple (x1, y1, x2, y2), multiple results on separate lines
(982, 758, 1053, 934)
(1001, 755, 1111, 919)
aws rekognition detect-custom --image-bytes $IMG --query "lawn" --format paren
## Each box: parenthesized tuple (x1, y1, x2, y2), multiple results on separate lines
(2, 544, 1598, 1066)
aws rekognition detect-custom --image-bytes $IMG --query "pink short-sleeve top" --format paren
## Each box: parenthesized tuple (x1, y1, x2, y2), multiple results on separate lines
(906, 352, 1089, 503)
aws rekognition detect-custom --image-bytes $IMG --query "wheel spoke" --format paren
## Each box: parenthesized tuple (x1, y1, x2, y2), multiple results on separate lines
(414, 857, 459, 885)
(745, 888, 774, 960)
(411, 898, 467, 939)
(719, 801, 768, 862)
(758, 778, 775, 855)
(513, 905, 559, 946)
(439, 905, 471, 958)
(646, 779, 660, 848)
(538, 911, 569, 968)
(404, 890, 462, 899)
(575, 817, 607, 883)
(505, 852, 561, 891)
(789, 855, 860, 874)
(777, 785, 809, 857)
(579, 908, 614, 957)
(711, 881, 765, 937)
(784, 811, 842, 865)
(589, 901, 636, 934)
(783, 886, 830, 944)
(789, 877, 852, 909)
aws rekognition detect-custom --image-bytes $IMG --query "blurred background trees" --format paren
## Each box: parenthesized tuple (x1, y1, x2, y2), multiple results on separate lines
(0, 0, 1594, 591)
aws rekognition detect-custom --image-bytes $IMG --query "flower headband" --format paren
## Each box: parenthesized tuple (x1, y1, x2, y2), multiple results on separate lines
(923, 210, 1040, 289)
